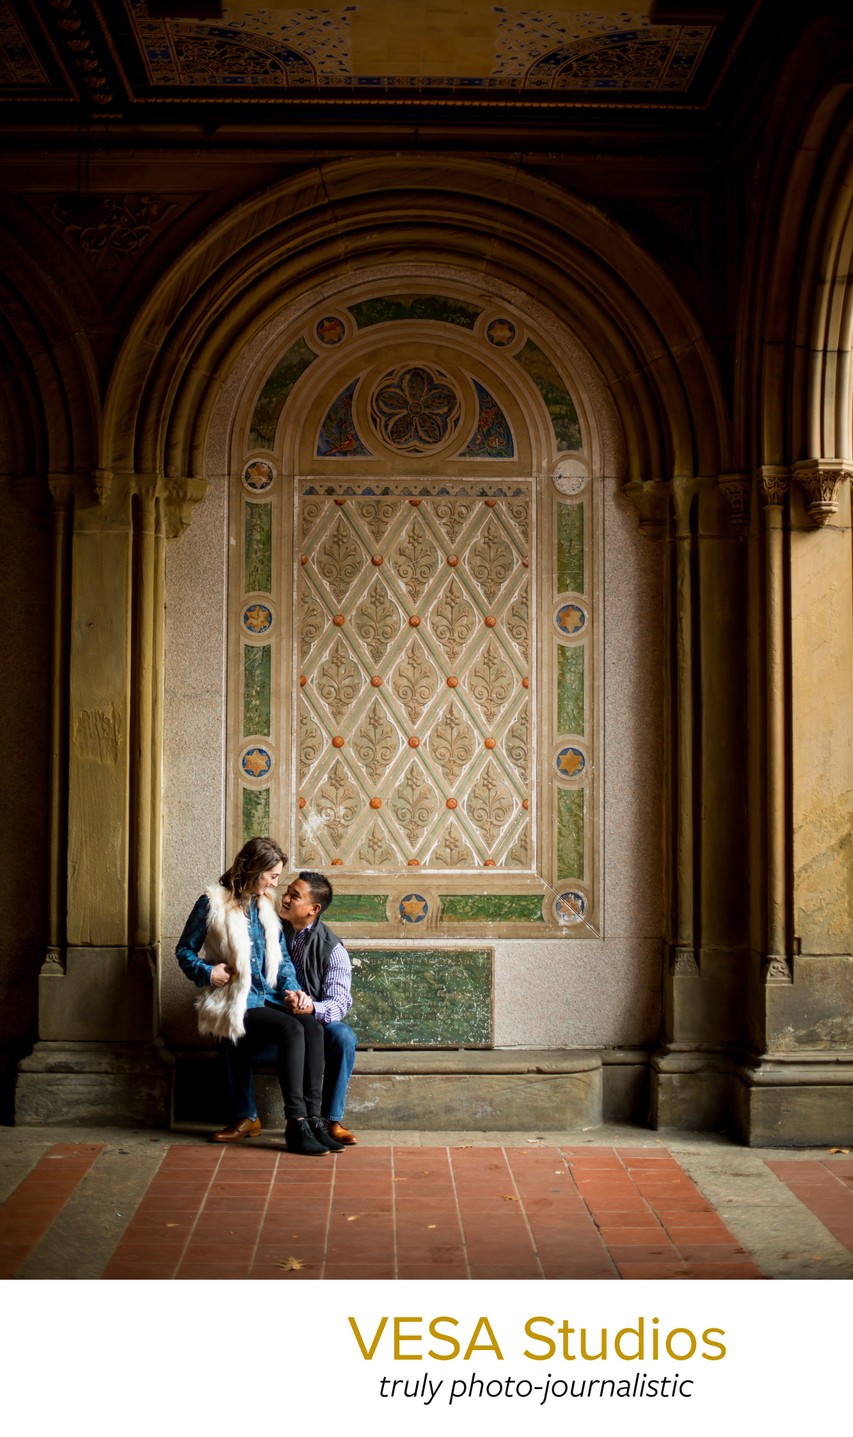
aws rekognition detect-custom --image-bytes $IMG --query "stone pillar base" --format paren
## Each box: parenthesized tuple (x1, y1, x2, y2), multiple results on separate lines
(731, 1055, 853, 1146)
(15, 1041, 174, 1126)
(651, 1050, 736, 1132)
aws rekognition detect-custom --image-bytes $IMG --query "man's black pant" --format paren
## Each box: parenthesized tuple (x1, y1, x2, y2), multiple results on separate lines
(221, 1004, 324, 1121)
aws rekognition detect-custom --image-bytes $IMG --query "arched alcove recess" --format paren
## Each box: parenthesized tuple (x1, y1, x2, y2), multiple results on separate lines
(103, 157, 728, 490)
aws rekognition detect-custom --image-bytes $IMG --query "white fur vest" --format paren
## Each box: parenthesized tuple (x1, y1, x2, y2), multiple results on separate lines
(194, 883, 283, 1043)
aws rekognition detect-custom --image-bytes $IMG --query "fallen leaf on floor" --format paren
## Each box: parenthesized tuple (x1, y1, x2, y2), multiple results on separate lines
(526, 1137, 544, 1144)
(392, 1177, 408, 1182)
(165, 1223, 179, 1228)
(346, 1214, 362, 1222)
(277, 1256, 305, 1271)
(427, 1224, 437, 1229)
(501, 1194, 519, 1202)
(829, 1146, 850, 1154)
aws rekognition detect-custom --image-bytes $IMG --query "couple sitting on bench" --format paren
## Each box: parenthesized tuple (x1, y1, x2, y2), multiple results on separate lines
(176, 839, 357, 1156)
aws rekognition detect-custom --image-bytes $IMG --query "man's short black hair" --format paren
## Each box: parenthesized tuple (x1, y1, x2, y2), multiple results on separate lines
(298, 870, 333, 914)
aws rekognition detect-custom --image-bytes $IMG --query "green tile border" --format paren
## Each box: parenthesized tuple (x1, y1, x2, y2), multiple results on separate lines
(242, 786, 270, 843)
(328, 893, 389, 923)
(557, 501, 584, 594)
(349, 947, 492, 1046)
(557, 644, 585, 737)
(438, 893, 545, 923)
(243, 644, 271, 737)
(557, 788, 585, 881)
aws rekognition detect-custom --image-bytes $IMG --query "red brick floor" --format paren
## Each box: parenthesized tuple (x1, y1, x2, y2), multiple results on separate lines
(1, 1141, 766, 1280)
(0, 1143, 104, 1278)
(766, 1156, 853, 1255)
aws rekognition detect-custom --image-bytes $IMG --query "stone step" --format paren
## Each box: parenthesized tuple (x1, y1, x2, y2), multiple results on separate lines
(172, 1046, 650, 1131)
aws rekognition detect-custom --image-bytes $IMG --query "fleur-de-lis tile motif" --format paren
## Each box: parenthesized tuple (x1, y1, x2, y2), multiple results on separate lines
(359, 499, 400, 544)
(389, 760, 438, 844)
(466, 516, 515, 604)
(506, 582, 529, 661)
(428, 577, 477, 666)
(300, 596, 325, 661)
(432, 821, 475, 868)
(428, 700, 476, 784)
(315, 636, 362, 721)
(316, 514, 365, 603)
(468, 639, 514, 725)
(432, 499, 475, 546)
(392, 635, 440, 726)
(353, 576, 402, 664)
(352, 699, 399, 785)
(391, 516, 440, 603)
(506, 709, 530, 781)
(314, 759, 359, 848)
(358, 821, 399, 867)
(465, 761, 515, 848)
(299, 709, 324, 780)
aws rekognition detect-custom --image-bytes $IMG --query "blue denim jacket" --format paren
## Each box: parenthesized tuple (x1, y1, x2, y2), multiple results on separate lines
(176, 894, 298, 1008)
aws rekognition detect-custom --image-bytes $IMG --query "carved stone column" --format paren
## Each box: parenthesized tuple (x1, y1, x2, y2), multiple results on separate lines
(792, 459, 850, 526)
(16, 472, 206, 1125)
(757, 466, 792, 986)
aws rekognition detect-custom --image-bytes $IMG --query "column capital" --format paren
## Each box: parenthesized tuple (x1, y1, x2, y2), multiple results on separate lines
(163, 475, 209, 539)
(718, 472, 751, 530)
(792, 458, 851, 526)
(757, 465, 789, 508)
(623, 478, 669, 538)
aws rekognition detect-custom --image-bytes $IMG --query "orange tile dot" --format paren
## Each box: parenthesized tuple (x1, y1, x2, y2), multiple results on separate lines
(522, 556, 530, 567)
(408, 736, 420, 748)
(299, 675, 307, 686)
(331, 858, 344, 865)
(298, 797, 306, 809)
(334, 497, 346, 506)
(369, 797, 382, 809)
(446, 798, 458, 809)
(371, 554, 383, 565)
(332, 735, 345, 748)
(447, 555, 459, 567)
(521, 676, 529, 688)
(483, 859, 497, 867)
(485, 615, 496, 627)
(522, 798, 529, 810)
(333, 613, 345, 626)
(407, 858, 420, 865)
(409, 497, 421, 506)
(484, 737, 496, 749)
(300, 553, 308, 565)
(484, 498, 497, 507)
(409, 615, 421, 627)
(370, 675, 383, 687)
(447, 676, 458, 688)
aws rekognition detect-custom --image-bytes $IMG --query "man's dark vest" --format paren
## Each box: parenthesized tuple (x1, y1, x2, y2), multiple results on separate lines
(283, 918, 340, 1000)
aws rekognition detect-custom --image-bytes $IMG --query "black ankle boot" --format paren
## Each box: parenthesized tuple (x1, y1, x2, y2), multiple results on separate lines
(285, 1117, 329, 1156)
(306, 1115, 345, 1151)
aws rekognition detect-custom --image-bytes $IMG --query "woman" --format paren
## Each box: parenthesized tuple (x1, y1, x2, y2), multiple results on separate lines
(175, 836, 343, 1154)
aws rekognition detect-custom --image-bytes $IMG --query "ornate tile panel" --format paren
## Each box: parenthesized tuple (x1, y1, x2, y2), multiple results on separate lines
(231, 288, 598, 936)
(348, 947, 493, 1047)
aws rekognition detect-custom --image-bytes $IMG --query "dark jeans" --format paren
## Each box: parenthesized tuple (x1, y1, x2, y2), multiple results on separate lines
(221, 1004, 324, 1122)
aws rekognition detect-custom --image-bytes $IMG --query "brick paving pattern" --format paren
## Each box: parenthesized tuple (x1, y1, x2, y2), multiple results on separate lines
(1, 1141, 767, 1280)
(766, 1156, 853, 1256)
(0, 1143, 104, 1278)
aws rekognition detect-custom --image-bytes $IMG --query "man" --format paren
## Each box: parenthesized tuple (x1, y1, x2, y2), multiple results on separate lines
(280, 870, 359, 1145)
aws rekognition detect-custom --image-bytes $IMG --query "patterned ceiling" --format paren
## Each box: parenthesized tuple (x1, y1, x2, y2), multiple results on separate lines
(0, 1, 759, 117)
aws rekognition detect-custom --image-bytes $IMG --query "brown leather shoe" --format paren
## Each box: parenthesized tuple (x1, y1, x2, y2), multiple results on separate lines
(326, 1119, 357, 1145)
(210, 1117, 262, 1143)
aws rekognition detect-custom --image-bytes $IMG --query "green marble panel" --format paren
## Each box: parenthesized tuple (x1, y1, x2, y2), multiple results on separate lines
(439, 894, 545, 923)
(249, 337, 316, 447)
(242, 786, 270, 843)
(245, 503, 272, 593)
(557, 788, 585, 880)
(557, 502, 584, 594)
(349, 948, 492, 1046)
(513, 340, 582, 450)
(349, 295, 481, 330)
(328, 893, 389, 923)
(243, 644, 271, 737)
(557, 645, 585, 737)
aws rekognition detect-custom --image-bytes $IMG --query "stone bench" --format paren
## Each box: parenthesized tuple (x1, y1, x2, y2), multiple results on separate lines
(171, 1045, 650, 1130)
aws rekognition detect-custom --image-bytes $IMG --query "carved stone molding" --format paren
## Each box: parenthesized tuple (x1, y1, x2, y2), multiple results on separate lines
(48, 195, 176, 265)
(671, 947, 700, 975)
(793, 460, 850, 527)
(623, 478, 668, 537)
(762, 954, 793, 984)
(757, 466, 789, 509)
(718, 472, 751, 530)
(164, 477, 209, 538)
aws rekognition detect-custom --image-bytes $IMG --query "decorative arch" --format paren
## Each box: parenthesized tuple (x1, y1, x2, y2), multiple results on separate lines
(102, 157, 729, 491)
